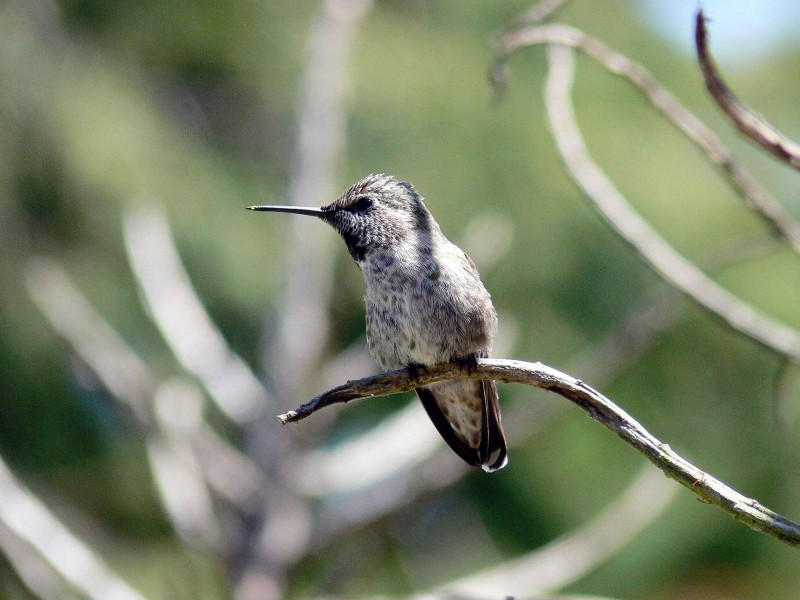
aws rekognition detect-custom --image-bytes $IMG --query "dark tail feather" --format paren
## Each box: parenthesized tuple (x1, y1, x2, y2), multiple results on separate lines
(416, 386, 482, 468)
(480, 380, 508, 471)
(415, 380, 507, 471)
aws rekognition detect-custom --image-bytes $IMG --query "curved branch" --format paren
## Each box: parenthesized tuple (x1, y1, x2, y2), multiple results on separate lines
(277, 358, 800, 548)
(696, 9, 800, 171)
(494, 23, 800, 255)
(540, 43, 800, 360)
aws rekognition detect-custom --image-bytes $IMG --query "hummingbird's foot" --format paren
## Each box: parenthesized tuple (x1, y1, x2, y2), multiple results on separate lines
(457, 355, 480, 375)
(407, 362, 428, 383)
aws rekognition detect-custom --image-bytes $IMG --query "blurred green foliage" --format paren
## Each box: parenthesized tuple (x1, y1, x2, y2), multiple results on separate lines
(1, 0, 800, 598)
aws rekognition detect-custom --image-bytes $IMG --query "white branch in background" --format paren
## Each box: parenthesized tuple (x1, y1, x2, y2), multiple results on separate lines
(0, 456, 148, 600)
(442, 465, 677, 597)
(269, 0, 373, 396)
(291, 402, 440, 495)
(496, 23, 800, 255)
(148, 378, 220, 548)
(0, 519, 71, 600)
(124, 204, 270, 423)
(542, 43, 800, 361)
(25, 258, 156, 424)
(25, 258, 261, 527)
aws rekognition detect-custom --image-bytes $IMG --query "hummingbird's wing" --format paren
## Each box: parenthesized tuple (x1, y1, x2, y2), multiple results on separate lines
(415, 379, 507, 471)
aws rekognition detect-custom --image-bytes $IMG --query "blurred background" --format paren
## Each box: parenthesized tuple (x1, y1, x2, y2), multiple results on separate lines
(1, 0, 800, 598)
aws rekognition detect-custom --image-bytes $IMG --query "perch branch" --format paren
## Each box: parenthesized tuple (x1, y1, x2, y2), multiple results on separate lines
(278, 358, 800, 548)
(696, 9, 800, 172)
(494, 23, 800, 255)
(541, 43, 800, 360)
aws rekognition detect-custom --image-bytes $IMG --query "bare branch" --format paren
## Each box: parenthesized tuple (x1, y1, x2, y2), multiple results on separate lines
(149, 379, 220, 548)
(269, 0, 373, 396)
(494, 24, 800, 255)
(491, 0, 574, 95)
(25, 258, 265, 516)
(696, 9, 800, 171)
(278, 358, 800, 548)
(0, 455, 148, 600)
(508, 0, 573, 31)
(0, 519, 72, 600)
(123, 204, 270, 423)
(25, 258, 156, 425)
(540, 43, 800, 360)
(442, 466, 677, 596)
(291, 402, 440, 495)
(26, 259, 222, 546)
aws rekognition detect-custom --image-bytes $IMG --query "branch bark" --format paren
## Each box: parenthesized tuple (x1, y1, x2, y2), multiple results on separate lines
(277, 358, 800, 548)
(696, 9, 800, 171)
(540, 43, 800, 361)
(494, 23, 800, 255)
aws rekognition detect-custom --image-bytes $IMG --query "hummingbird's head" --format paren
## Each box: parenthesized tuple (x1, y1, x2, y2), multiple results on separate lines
(249, 174, 436, 262)
(321, 174, 435, 261)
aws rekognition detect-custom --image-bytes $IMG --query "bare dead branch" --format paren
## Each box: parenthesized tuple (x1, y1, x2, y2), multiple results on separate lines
(508, 0, 573, 31)
(149, 379, 220, 548)
(494, 24, 800, 255)
(491, 0, 573, 95)
(232, 4, 375, 596)
(123, 204, 270, 423)
(277, 358, 800, 548)
(696, 9, 800, 171)
(26, 259, 225, 548)
(541, 43, 800, 360)
(25, 258, 157, 425)
(25, 258, 265, 515)
(0, 519, 72, 600)
(269, 0, 373, 397)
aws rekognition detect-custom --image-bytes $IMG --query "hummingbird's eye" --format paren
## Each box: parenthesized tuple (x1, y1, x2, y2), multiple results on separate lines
(351, 197, 373, 212)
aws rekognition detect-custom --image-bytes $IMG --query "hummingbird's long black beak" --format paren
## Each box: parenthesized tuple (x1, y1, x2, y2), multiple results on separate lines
(246, 204, 326, 217)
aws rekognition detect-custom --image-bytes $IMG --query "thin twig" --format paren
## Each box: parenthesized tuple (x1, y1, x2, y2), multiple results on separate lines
(278, 358, 800, 548)
(494, 24, 800, 255)
(541, 43, 800, 360)
(491, 0, 574, 96)
(508, 0, 573, 31)
(696, 9, 800, 171)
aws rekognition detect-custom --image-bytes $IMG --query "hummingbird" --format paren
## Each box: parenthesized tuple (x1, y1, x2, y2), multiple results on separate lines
(249, 174, 507, 471)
